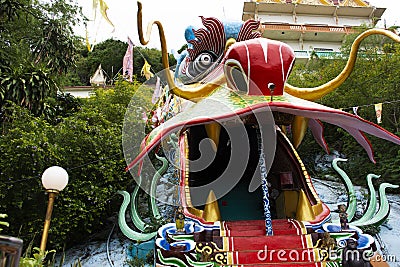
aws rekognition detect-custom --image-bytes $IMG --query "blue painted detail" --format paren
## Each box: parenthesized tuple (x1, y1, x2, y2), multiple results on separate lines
(322, 223, 374, 249)
(185, 217, 220, 231)
(357, 233, 374, 249)
(156, 238, 196, 252)
(303, 213, 332, 230)
(323, 223, 362, 234)
(127, 239, 155, 260)
(185, 26, 197, 42)
(223, 21, 243, 40)
(256, 128, 273, 236)
(174, 50, 189, 78)
(156, 222, 198, 252)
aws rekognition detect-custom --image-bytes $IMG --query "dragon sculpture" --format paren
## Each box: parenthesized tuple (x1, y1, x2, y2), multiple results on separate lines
(118, 1, 400, 266)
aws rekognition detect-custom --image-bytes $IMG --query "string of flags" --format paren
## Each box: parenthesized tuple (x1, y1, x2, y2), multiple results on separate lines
(339, 100, 400, 124)
(122, 37, 135, 82)
(121, 37, 168, 105)
(86, 0, 115, 52)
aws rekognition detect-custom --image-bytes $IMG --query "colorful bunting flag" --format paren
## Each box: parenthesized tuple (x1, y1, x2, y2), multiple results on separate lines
(85, 27, 95, 52)
(152, 77, 162, 104)
(93, 0, 115, 30)
(123, 37, 134, 82)
(353, 106, 359, 116)
(141, 60, 154, 80)
(375, 103, 383, 124)
(87, 0, 114, 52)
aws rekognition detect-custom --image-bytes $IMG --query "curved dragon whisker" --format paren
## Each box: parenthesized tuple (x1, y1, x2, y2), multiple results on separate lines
(285, 29, 400, 101)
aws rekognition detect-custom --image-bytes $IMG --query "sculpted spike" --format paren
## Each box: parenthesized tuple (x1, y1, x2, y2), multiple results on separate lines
(202, 190, 221, 222)
(117, 191, 156, 241)
(150, 155, 169, 220)
(352, 183, 399, 227)
(129, 175, 149, 232)
(292, 116, 309, 148)
(205, 123, 221, 152)
(332, 158, 357, 221)
(352, 174, 380, 224)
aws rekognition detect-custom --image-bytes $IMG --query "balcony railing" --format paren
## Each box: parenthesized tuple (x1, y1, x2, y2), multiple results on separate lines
(260, 24, 356, 34)
(294, 50, 343, 60)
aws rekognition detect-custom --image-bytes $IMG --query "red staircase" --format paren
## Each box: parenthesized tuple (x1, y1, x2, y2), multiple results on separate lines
(207, 219, 330, 266)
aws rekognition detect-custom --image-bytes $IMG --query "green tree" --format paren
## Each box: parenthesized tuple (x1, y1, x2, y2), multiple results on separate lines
(72, 39, 127, 86)
(0, 79, 153, 249)
(0, 0, 82, 115)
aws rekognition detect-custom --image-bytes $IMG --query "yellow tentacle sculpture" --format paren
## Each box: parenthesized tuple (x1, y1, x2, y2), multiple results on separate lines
(137, 1, 224, 102)
(285, 29, 400, 101)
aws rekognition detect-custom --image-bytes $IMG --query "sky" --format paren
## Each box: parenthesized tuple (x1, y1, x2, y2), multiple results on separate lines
(79, 0, 400, 51)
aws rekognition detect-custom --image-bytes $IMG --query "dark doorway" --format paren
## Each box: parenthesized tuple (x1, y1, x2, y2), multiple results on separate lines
(188, 123, 268, 220)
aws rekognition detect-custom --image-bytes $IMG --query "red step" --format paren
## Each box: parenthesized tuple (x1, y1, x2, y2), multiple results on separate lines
(224, 223, 298, 231)
(222, 235, 311, 251)
(219, 263, 327, 267)
(214, 220, 322, 266)
(221, 220, 306, 237)
(225, 220, 293, 227)
(221, 228, 301, 236)
(229, 249, 321, 264)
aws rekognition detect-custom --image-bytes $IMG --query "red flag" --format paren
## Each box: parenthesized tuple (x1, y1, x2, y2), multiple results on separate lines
(123, 37, 134, 82)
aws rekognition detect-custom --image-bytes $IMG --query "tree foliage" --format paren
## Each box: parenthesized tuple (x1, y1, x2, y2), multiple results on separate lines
(0, 80, 152, 250)
(0, 0, 82, 115)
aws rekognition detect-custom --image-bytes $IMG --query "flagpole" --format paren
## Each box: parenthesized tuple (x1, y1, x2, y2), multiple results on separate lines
(111, 66, 114, 85)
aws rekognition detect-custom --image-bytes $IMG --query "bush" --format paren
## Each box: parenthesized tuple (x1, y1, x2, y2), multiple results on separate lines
(0, 79, 152, 249)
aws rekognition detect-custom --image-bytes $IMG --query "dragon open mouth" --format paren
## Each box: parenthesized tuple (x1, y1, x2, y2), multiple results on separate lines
(179, 113, 328, 224)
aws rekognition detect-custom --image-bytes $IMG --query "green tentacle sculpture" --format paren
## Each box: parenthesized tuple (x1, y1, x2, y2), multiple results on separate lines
(351, 183, 399, 227)
(150, 154, 169, 220)
(129, 174, 148, 232)
(117, 154, 170, 241)
(352, 174, 380, 224)
(332, 158, 357, 221)
(117, 190, 157, 241)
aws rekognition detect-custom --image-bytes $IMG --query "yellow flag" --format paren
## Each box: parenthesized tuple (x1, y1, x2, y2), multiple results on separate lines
(85, 27, 94, 52)
(141, 60, 154, 80)
(98, 0, 115, 29)
(92, 0, 114, 29)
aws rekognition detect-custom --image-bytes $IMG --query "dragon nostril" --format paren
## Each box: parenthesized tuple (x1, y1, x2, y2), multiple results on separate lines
(268, 83, 276, 101)
(268, 83, 276, 90)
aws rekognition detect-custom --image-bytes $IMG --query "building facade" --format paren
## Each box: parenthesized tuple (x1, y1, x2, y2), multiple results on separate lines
(242, 0, 386, 60)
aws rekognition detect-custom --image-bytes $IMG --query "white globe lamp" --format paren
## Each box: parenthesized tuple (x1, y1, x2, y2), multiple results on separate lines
(41, 166, 69, 192)
(40, 166, 69, 252)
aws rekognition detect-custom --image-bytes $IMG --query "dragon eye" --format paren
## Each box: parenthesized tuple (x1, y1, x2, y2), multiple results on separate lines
(224, 59, 248, 93)
(187, 51, 217, 80)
